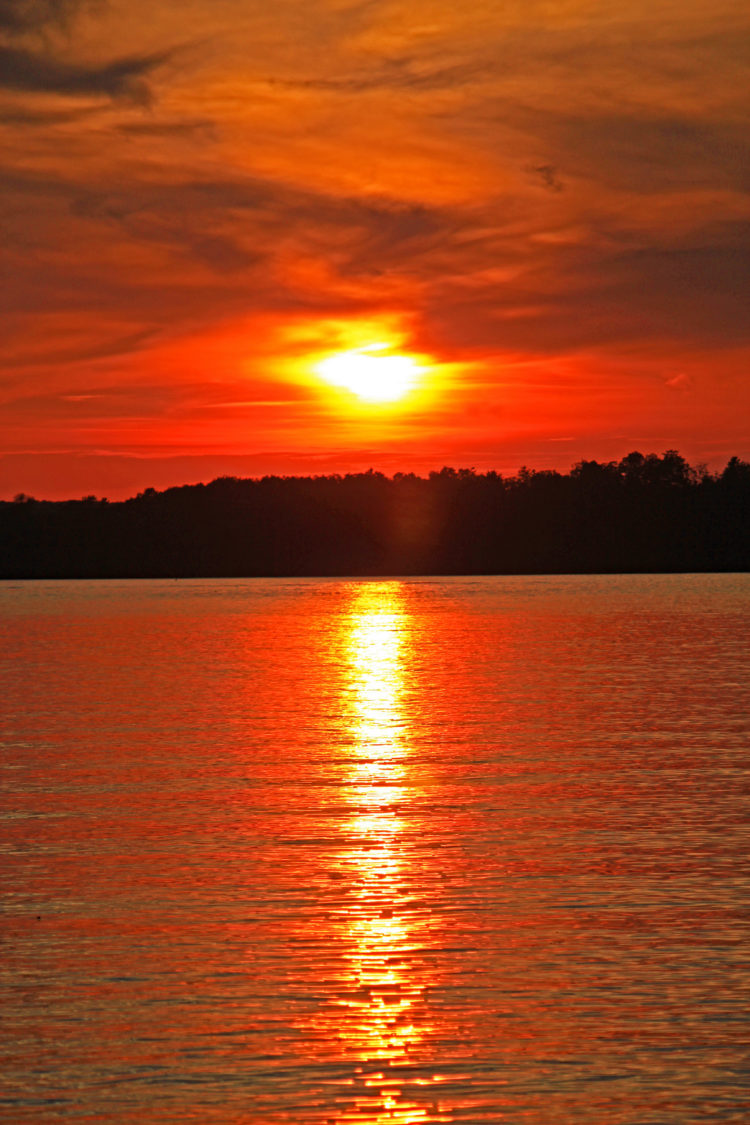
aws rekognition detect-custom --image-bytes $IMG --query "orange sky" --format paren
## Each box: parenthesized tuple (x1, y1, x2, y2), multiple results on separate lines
(1, 0, 748, 499)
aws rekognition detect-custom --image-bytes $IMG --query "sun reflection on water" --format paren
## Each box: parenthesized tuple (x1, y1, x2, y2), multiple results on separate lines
(330, 583, 450, 1124)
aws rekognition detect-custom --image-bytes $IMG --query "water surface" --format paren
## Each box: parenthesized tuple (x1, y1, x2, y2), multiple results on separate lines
(1, 575, 749, 1122)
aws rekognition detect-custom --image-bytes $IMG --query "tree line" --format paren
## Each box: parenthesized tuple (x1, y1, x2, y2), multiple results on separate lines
(2, 450, 749, 578)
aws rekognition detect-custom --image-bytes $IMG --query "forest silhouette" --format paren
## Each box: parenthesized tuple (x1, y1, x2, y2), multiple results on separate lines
(2, 451, 749, 578)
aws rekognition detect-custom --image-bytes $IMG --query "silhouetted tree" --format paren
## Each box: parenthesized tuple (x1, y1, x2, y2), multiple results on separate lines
(1, 452, 747, 578)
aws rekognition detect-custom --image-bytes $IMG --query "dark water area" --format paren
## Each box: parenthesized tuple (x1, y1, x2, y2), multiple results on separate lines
(1, 575, 749, 1123)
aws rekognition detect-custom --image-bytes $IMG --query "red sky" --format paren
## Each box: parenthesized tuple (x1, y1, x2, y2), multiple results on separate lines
(1, 0, 748, 499)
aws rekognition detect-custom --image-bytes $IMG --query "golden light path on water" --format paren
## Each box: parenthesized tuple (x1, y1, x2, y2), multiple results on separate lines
(334, 583, 449, 1124)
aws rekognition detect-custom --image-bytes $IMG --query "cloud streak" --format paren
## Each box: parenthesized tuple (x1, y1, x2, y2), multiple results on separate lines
(272, 55, 486, 94)
(0, 44, 171, 100)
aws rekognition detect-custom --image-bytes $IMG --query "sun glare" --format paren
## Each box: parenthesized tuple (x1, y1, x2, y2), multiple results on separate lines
(316, 343, 421, 403)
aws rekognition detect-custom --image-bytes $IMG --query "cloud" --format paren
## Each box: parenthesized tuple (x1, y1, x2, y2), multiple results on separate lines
(528, 110, 750, 195)
(0, 100, 98, 122)
(117, 117, 217, 139)
(665, 373, 693, 390)
(66, 174, 455, 282)
(526, 163, 564, 193)
(417, 214, 750, 358)
(0, 0, 177, 106)
(273, 54, 486, 94)
(0, 44, 171, 101)
(599, 236, 750, 344)
(0, 0, 81, 34)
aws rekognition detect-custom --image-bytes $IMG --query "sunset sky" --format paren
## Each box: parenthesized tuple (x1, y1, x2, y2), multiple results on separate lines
(1, 0, 748, 499)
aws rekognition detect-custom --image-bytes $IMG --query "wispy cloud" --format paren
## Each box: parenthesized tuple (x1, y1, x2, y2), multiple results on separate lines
(272, 55, 486, 94)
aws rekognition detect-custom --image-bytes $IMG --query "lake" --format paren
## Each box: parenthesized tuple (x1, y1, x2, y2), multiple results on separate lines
(1, 575, 749, 1123)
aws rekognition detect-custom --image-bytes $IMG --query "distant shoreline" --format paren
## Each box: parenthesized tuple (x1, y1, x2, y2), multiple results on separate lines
(3, 452, 748, 579)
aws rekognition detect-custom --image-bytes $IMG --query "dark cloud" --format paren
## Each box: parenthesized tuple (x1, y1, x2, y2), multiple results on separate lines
(67, 179, 271, 271)
(0, 44, 170, 102)
(0, 0, 177, 106)
(70, 178, 271, 223)
(118, 117, 217, 139)
(526, 163, 564, 193)
(600, 237, 750, 343)
(0, 0, 80, 34)
(537, 111, 750, 195)
(422, 217, 750, 357)
(483, 19, 750, 94)
(66, 174, 454, 280)
(0, 99, 98, 121)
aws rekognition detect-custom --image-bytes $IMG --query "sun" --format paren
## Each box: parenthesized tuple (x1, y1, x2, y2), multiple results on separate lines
(316, 343, 421, 403)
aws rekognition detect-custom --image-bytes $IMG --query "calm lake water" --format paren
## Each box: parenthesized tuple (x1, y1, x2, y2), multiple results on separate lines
(1, 575, 749, 1124)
